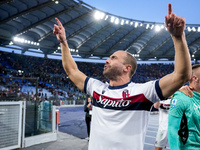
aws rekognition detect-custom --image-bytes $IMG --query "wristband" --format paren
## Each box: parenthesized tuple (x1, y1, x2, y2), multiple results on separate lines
(60, 39, 67, 43)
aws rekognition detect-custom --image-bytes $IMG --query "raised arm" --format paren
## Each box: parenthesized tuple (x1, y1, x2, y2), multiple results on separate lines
(53, 18, 87, 91)
(159, 3, 192, 98)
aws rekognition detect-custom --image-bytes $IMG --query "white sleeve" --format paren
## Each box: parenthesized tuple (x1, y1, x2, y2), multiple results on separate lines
(84, 77, 105, 96)
(141, 80, 163, 103)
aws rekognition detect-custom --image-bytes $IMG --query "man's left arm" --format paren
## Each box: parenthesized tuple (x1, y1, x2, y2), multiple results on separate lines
(168, 114, 181, 150)
(168, 92, 186, 150)
(159, 3, 192, 99)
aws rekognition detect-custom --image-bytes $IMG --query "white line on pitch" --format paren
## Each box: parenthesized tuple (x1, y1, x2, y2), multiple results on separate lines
(148, 123, 159, 126)
(146, 130, 157, 133)
(148, 126, 158, 129)
(144, 143, 170, 150)
(144, 142, 155, 146)
(145, 135, 156, 138)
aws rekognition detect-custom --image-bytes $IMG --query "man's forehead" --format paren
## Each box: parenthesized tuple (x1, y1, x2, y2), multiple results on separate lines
(111, 51, 126, 57)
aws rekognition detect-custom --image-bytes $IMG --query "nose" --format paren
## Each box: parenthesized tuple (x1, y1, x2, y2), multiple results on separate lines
(105, 58, 110, 64)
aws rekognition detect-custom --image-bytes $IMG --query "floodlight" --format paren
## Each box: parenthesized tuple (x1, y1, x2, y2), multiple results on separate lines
(13, 37, 18, 41)
(198, 27, 200, 32)
(187, 27, 191, 32)
(155, 25, 161, 32)
(94, 11, 101, 20)
(135, 22, 138, 28)
(105, 15, 108, 20)
(121, 20, 124, 25)
(100, 12, 105, 19)
(145, 24, 149, 29)
(9, 41, 13, 45)
(192, 27, 196, 32)
(115, 18, 119, 24)
(94, 11, 105, 20)
(110, 16, 115, 23)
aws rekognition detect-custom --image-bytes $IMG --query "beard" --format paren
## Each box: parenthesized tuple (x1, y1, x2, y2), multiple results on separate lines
(103, 65, 122, 81)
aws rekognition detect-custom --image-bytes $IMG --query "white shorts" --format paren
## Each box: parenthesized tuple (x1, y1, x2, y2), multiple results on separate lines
(155, 129, 168, 148)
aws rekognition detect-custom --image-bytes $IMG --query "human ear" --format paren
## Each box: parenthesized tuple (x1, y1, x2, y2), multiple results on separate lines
(124, 64, 131, 72)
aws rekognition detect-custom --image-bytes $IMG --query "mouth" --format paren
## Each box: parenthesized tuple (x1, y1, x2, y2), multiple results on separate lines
(104, 65, 108, 70)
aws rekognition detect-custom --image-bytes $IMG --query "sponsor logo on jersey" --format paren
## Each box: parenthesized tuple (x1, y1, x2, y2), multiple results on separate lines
(92, 91, 153, 111)
(171, 98, 177, 107)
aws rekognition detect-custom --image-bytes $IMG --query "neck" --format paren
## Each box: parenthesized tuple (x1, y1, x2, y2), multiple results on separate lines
(190, 83, 200, 93)
(109, 76, 130, 86)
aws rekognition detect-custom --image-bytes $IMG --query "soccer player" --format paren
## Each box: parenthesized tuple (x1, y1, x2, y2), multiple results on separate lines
(53, 3, 191, 150)
(154, 96, 172, 150)
(168, 64, 200, 150)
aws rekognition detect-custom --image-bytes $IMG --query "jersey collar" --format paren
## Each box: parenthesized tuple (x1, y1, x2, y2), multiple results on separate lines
(108, 81, 132, 89)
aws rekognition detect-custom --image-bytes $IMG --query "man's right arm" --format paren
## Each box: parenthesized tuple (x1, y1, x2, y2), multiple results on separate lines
(53, 18, 87, 91)
(179, 85, 193, 97)
(153, 102, 160, 109)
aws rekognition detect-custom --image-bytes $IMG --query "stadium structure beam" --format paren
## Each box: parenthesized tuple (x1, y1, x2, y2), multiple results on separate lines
(149, 35, 171, 56)
(39, 11, 91, 42)
(54, 21, 95, 49)
(15, 4, 82, 36)
(106, 27, 137, 53)
(162, 32, 195, 56)
(89, 25, 125, 53)
(0, 0, 13, 5)
(0, 1, 54, 25)
(124, 29, 147, 52)
(75, 23, 112, 49)
(187, 36, 200, 56)
(138, 30, 164, 55)
(186, 32, 200, 51)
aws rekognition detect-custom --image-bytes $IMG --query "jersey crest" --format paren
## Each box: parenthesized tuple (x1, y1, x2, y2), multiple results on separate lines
(122, 89, 130, 98)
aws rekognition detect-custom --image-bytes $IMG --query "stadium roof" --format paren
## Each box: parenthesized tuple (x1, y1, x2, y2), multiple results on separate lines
(0, 0, 200, 61)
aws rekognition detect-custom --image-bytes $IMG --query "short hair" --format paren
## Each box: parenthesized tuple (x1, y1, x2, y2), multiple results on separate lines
(192, 64, 200, 70)
(189, 64, 200, 83)
(124, 52, 137, 78)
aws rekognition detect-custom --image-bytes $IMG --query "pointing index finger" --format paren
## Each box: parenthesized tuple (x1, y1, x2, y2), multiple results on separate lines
(168, 3, 172, 15)
(55, 18, 63, 27)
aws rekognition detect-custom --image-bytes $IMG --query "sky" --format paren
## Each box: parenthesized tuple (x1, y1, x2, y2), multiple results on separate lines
(82, 0, 200, 25)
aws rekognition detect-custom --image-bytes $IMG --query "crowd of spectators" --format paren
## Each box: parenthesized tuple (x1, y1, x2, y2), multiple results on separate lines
(0, 50, 192, 102)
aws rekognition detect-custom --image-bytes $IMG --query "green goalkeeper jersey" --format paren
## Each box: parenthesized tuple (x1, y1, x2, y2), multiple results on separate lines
(169, 91, 200, 150)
